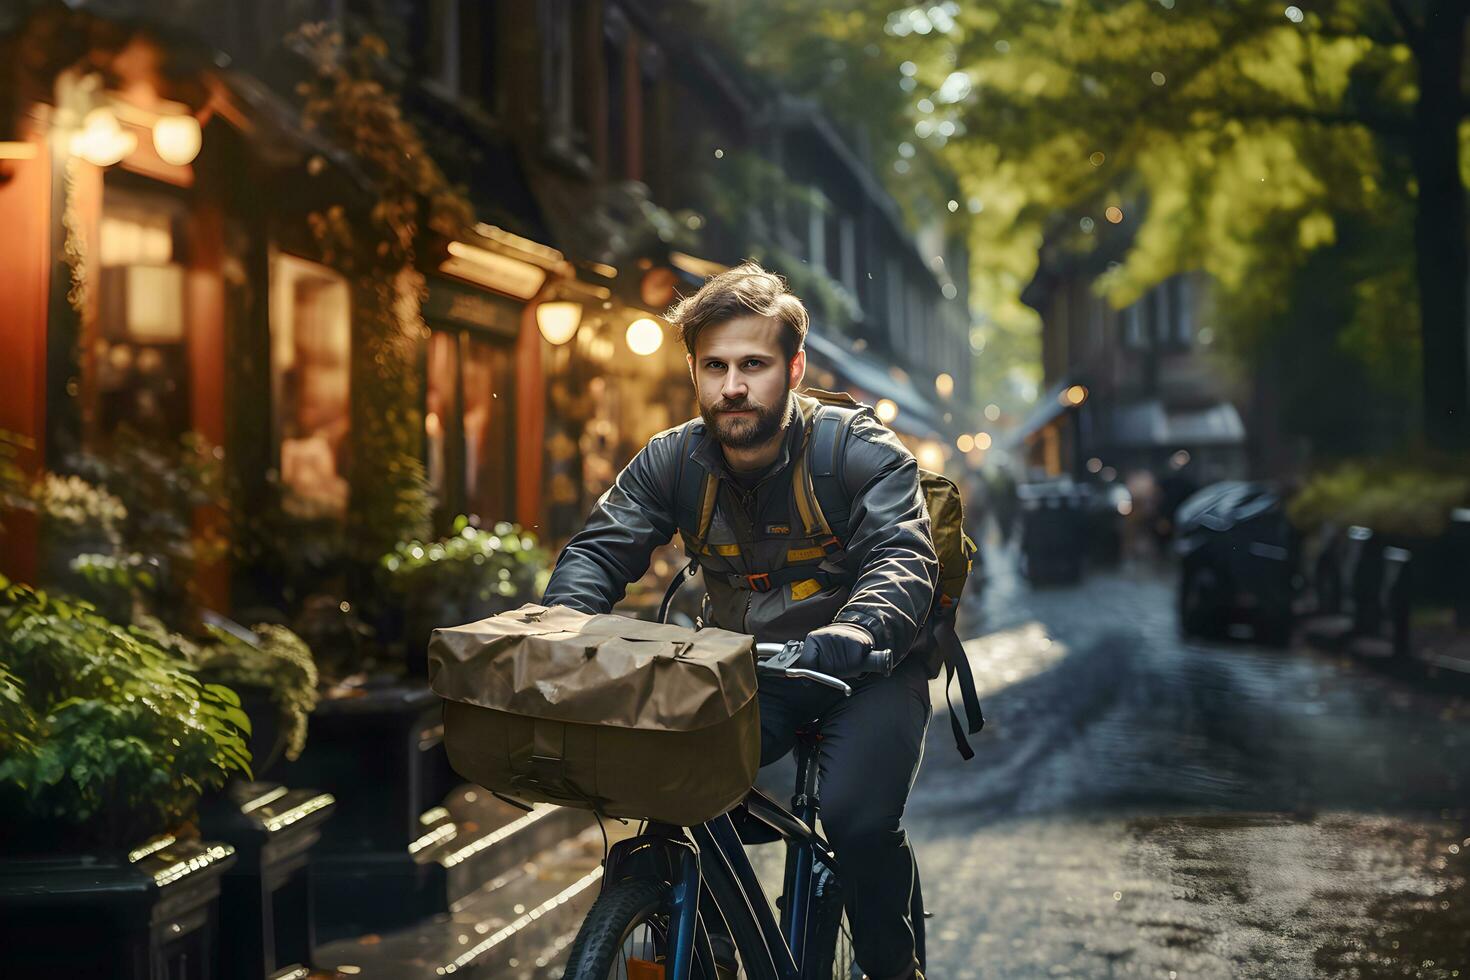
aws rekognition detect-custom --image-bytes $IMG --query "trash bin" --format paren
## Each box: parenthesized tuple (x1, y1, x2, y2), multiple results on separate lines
(1019, 479, 1087, 584)
(1174, 482, 1295, 645)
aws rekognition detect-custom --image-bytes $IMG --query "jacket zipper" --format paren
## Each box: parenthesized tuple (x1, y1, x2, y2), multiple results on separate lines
(736, 484, 757, 633)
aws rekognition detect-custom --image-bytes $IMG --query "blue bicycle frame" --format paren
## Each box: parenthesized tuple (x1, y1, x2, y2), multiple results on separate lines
(597, 732, 842, 980)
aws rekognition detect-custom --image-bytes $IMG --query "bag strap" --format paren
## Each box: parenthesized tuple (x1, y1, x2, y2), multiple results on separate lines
(674, 423, 720, 555)
(935, 616, 985, 760)
(808, 404, 858, 542)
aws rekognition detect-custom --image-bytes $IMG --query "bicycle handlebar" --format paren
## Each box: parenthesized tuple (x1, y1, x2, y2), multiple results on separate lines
(752, 640, 893, 697)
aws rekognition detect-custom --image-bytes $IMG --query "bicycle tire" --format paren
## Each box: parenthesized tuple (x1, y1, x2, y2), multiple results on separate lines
(563, 877, 676, 980)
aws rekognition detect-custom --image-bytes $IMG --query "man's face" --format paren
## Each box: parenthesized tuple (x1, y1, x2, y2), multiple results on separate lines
(688, 315, 805, 450)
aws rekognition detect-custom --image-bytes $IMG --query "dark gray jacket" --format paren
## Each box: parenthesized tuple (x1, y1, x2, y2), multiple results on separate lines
(541, 396, 939, 659)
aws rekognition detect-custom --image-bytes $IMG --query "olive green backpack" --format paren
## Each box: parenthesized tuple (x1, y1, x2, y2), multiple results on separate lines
(799, 389, 985, 759)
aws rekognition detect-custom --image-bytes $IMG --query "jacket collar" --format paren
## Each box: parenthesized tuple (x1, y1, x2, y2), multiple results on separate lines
(690, 396, 805, 482)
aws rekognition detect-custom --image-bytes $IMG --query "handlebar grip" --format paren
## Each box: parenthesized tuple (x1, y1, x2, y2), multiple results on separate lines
(864, 648, 893, 677)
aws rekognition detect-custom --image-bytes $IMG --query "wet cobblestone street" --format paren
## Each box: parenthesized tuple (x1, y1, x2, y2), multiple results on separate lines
(907, 542, 1470, 979)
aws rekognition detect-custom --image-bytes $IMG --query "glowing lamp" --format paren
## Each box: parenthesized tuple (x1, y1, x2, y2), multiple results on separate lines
(152, 114, 202, 166)
(974, 432, 993, 451)
(536, 301, 582, 345)
(935, 373, 954, 398)
(917, 443, 947, 473)
(1063, 384, 1088, 406)
(626, 317, 664, 357)
(73, 107, 135, 167)
(875, 399, 898, 423)
(956, 434, 975, 453)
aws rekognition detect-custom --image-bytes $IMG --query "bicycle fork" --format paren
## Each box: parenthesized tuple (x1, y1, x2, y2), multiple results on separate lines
(781, 736, 822, 966)
(602, 827, 712, 979)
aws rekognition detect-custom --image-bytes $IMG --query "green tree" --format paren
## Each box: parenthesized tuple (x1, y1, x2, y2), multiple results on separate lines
(706, 1, 1468, 449)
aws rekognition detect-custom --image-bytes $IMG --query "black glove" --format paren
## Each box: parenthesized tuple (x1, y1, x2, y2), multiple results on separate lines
(798, 623, 877, 679)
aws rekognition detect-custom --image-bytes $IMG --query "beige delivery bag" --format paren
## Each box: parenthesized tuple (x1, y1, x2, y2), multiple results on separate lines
(428, 603, 760, 825)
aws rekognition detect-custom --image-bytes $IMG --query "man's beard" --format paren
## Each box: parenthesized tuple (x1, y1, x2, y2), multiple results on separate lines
(700, 390, 792, 449)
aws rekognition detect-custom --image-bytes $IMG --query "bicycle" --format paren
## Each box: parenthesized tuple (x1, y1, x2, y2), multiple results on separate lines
(562, 639, 925, 980)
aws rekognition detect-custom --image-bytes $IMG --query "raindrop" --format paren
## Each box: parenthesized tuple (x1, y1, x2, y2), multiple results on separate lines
(948, 199, 960, 212)
(994, 39, 1010, 53)
(915, 120, 935, 138)
(900, 76, 918, 93)
(714, 148, 724, 159)
(1080, 217, 1095, 232)
(1112, 891, 1123, 901)
(900, 61, 918, 77)
(1285, 5, 1304, 22)
(1089, 151, 1106, 167)
(894, 159, 911, 174)
(917, 98, 935, 114)
(938, 120, 956, 137)
(968, 197, 984, 213)
(942, 282, 958, 299)
(1151, 71, 1166, 86)
(899, 141, 916, 158)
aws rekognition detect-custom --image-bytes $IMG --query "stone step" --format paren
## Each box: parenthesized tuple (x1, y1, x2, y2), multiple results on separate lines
(412, 785, 596, 908)
(313, 826, 606, 978)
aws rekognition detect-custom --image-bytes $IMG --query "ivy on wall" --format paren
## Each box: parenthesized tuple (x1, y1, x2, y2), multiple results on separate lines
(290, 26, 473, 568)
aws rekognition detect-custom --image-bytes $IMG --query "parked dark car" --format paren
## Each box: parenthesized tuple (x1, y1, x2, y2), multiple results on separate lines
(1174, 482, 1296, 645)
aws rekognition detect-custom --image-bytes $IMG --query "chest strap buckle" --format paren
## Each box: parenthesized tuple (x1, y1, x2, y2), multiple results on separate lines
(745, 572, 773, 592)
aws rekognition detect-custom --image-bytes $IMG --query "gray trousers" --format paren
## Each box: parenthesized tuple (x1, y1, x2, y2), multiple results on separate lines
(757, 656, 932, 978)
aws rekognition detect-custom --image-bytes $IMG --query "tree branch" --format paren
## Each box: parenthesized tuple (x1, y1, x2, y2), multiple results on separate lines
(1386, 0, 1424, 51)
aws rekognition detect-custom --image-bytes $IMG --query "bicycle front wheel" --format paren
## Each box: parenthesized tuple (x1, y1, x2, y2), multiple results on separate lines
(564, 877, 677, 979)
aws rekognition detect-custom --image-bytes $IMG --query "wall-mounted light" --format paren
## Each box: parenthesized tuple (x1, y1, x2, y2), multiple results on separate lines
(935, 373, 954, 398)
(875, 399, 899, 423)
(441, 240, 547, 299)
(626, 317, 664, 357)
(536, 301, 582, 346)
(152, 114, 201, 166)
(1063, 384, 1089, 406)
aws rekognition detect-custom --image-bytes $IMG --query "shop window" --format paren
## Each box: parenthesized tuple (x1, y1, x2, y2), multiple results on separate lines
(92, 191, 190, 450)
(270, 254, 351, 518)
(461, 334, 516, 524)
(541, 0, 591, 160)
(425, 330, 462, 512)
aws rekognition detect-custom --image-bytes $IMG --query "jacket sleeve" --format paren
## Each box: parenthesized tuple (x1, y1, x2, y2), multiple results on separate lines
(829, 415, 939, 660)
(540, 431, 681, 615)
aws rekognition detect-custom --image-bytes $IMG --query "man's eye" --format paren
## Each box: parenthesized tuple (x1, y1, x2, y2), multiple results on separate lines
(706, 361, 726, 371)
(743, 360, 764, 369)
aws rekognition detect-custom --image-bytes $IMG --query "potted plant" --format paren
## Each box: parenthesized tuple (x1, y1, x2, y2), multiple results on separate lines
(380, 517, 552, 674)
(0, 575, 251, 976)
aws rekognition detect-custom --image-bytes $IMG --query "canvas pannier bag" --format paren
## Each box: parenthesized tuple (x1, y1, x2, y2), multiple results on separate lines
(429, 603, 760, 826)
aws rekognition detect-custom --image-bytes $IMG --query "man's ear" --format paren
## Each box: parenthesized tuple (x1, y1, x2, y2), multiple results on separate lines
(789, 348, 807, 390)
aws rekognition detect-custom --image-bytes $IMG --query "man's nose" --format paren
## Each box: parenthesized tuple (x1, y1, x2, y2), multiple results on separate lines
(722, 372, 748, 399)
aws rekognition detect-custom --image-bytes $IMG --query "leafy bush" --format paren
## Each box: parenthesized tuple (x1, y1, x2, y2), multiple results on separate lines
(193, 623, 319, 763)
(381, 517, 552, 615)
(1289, 460, 1470, 538)
(0, 576, 251, 854)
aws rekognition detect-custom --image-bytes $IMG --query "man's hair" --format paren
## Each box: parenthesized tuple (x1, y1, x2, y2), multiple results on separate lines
(666, 261, 809, 362)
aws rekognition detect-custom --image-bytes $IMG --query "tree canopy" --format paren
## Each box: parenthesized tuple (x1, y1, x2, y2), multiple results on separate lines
(703, 0, 1468, 450)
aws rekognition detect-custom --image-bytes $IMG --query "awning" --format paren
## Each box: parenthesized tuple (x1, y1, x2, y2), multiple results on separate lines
(1002, 380, 1075, 451)
(803, 329, 949, 441)
(1109, 399, 1245, 449)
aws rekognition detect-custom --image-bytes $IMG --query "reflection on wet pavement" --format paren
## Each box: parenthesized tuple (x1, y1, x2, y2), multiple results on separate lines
(910, 541, 1470, 978)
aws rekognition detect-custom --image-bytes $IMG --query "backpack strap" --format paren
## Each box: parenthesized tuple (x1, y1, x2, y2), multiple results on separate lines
(934, 613, 985, 759)
(673, 422, 719, 556)
(807, 404, 854, 542)
(664, 423, 717, 623)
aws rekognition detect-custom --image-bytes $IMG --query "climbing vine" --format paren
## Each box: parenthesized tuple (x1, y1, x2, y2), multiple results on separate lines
(290, 26, 473, 568)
